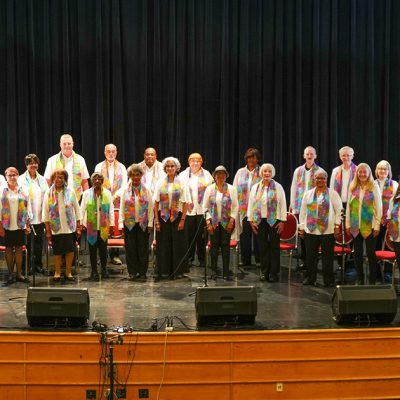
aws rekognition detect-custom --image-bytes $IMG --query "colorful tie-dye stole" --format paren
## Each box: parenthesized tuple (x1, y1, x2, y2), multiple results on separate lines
(349, 186, 374, 238)
(56, 151, 83, 201)
(48, 185, 76, 233)
(208, 183, 232, 230)
(250, 181, 277, 226)
(294, 164, 319, 213)
(23, 172, 48, 221)
(380, 178, 394, 226)
(306, 188, 330, 233)
(188, 169, 209, 212)
(159, 177, 182, 222)
(1, 187, 29, 229)
(333, 162, 356, 195)
(124, 184, 149, 232)
(388, 201, 400, 241)
(237, 166, 261, 220)
(101, 161, 123, 195)
(139, 161, 162, 192)
(86, 188, 110, 245)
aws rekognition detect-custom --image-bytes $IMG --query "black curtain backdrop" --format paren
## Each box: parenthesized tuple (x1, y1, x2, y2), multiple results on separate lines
(1, 0, 399, 191)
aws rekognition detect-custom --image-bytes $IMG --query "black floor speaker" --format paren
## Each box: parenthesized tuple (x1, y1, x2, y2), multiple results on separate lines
(195, 286, 257, 326)
(26, 287, 90, 327)
(331, 285, 398, 324)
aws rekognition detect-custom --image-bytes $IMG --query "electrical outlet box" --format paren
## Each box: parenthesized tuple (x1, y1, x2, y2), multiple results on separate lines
(139, 388, 149, 398)
(276, 382, 284, 391)
(116, 388, 126, 398)
(86, 389, 96, 399)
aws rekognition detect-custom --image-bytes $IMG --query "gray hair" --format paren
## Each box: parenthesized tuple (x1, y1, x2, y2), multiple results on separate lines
(314, 168, 328, 179)
(127, 163, 144, 178)
(162, 157, 181, 173)
(375, 160, 392, 179)
(259, 163, 276, 178)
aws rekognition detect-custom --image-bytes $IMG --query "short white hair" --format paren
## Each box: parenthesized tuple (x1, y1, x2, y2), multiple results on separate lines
(162, 157, 181, 173)
(259, 163, 276, 178)
(338, 146, 354, 156)
(314, 168, 328, 179)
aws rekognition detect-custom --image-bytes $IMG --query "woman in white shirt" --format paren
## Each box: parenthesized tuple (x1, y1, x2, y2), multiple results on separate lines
(0, 167, 31, 284)
(247, 163, 287, 282)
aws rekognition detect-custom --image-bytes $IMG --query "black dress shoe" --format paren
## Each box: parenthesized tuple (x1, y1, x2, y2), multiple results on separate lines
(223, 276, 232, 281)
(16, 275, 30, 283)
(260, 274, 267, 281)
(101, 269, 110, 279)
(89, 273, 99, 281)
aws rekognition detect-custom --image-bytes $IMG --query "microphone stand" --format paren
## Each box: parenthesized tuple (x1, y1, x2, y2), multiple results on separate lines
(30, 224, 37, 287)
(340, 209, 345, 284)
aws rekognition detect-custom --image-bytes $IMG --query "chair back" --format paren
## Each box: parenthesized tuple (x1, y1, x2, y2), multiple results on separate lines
(280, 212, 298, 241)
(384, 229, 395, 252)
(112, 208, 123, 238)
(335, 223, 353, 246)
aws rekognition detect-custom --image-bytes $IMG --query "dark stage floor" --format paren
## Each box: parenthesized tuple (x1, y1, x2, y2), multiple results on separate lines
(1, 253, 399, 332)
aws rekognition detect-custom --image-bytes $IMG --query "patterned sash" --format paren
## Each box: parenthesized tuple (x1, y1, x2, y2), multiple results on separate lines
(306, 188, 330, 233)
(237, 166, 261, 219)
(48, 185, 76, 233)
(250, 180, 277, 226)
(333, 162, 356, 195)
(101, 160, 124, 195)
(294, 164, 319, 213)
(380, 178, 395, 226)
(55, 151, 83, 201)
(124, 184, 149, 231)
(1, 187, 29, 229)
(159, 177, 182, 222)
(187, 169, 209, 212)
(208, 183, 232, 230)
(349, 186, 374, 238)
(389, 201, 400, 241)
(22, 172, 48, 220)
(86, 188, 111, 245)
(139, 161, 163, 191)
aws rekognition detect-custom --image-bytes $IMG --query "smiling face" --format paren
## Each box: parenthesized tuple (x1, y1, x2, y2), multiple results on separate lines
(303, 147, 317, 166)
(5, 169, 19, 189)
(92, 175, 103, 190)
(27, 160, 38, 177)
(357, 165, 369, 184)
(376, 163, 389, 180)
(315, 173, 327, 189)
(246, 155, 258, 171)
(339, 149, 354, 167)
(60, 135, 74, 158)
(189, 156, 202, 174)
(262, 166, 273, 183)
(130, 171, 142, 187)
(165, 160, 177, 177)
(144, 148, 157, 168)
(54, 172, 66, 189)
(214, 171, 227, 186)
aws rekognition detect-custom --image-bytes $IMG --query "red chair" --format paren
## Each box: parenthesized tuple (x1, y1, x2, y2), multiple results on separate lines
(279, 212, 299, 282)
(107, 208, 125, 273)
(334, 224, 353, 283)
(376, 230, 397, 284)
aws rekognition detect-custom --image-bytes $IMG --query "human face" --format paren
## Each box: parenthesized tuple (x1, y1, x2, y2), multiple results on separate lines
(246, 155, 258, 171)
(130, 171, 142, 187)
(339, 150, 354, 167)
(303, 148, 317, 166)
(144, 148, 157, 168)
(315, 174, 327, 189)
(189, 157, 202, 174)
(262, 167, 273, 183)
(357, 166, 369, 184)
(6, 171, 19, 188)
(165, 161, 177, 178)
(214, 171, 227, 186)
(377, 164, 389, 180)
(60, 136, 74, 157)
(104, 145, 117, 163)
(27, 161, 38, 177)
(92, 175, 103, 190)
(54, 173, 66, 189)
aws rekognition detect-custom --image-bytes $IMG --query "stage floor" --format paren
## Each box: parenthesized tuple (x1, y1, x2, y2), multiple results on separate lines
(1, 254, 399, 332)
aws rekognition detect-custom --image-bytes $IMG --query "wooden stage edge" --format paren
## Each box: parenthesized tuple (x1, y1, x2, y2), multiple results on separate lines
(1, 328, 400, 399)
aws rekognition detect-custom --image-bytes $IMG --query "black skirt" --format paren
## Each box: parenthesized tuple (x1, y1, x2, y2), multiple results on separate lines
(51, 233, 75, 255)
(4, 229, 26, 247)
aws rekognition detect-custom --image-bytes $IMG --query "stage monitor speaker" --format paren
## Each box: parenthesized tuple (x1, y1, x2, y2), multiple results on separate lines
(26, 287, 90, 327)
(331, 285, 397, 324)
(195, 286, 257, 326)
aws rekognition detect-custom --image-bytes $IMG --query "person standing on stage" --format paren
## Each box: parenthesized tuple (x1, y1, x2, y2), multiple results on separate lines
(153, 157, 189, 279)
(247, 163, 287, 282)
(387, 183, 400, 280)
(119, 164, 154, 281)
(233, 148, 262, 267)
(329, 146, 357, 208)
(299, 169, 343, 287)
(94, 143, 127, 266)
(345, 163, 382, 285)
(0, 167, 31, 285)
(18, 154, 49, 274)
(139, 147, 166, 192)
(179, 153, 213, 268)
(0, 174, 6, 187)
(290, 146, 319, 268)
(81, 172, 114, 281)
(44, 133, 90, 202)
(42, 169, 82, 281)
(203, 166, 239, 281)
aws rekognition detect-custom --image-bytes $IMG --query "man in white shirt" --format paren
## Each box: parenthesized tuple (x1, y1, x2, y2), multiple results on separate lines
(94, 144, 127, 265)
(138, 147, 166, 192)
(44, 133, 90, 202)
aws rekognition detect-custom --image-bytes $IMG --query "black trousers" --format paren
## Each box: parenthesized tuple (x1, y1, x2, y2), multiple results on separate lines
(26, 223, 45, 268)
(353, 232, 377, 284)
(393, 242, 400, 276)
(240, 217, 260, 265)
(124, 225, 149, 276)
(156, 213, 188, 277)
(185, 214, 206, 265)
(210, 223, 231, 277)
(256, 220, 280, 278)
(305, 233, 335, 284)
(88, 231, 108, 273)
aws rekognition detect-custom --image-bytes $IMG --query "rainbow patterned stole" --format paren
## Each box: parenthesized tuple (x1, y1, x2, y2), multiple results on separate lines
(124, 183, 149, 231)
(388, 201, 400, 241)
(237, 166, 261, 219)
(306, 188, 330, 233)
(1, 187, 29, 229)
(208, 183, 232, 230)
(159, 177, 182, 222)
(101, 161, 124, 195)
(86, 188, 110, 245)
(294, 164, 319, 213)
(188, 169, 209, 212)
(250, 180, 277, 226)
(48, 185, 76, 233)
(380, 178, 395, 226)
(22, 172, 48, 220)
(55, 151, 83, 201)
(349, 186, 374, 238)
(139, 161, 163, 191)
(333, 162, 356, 195)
